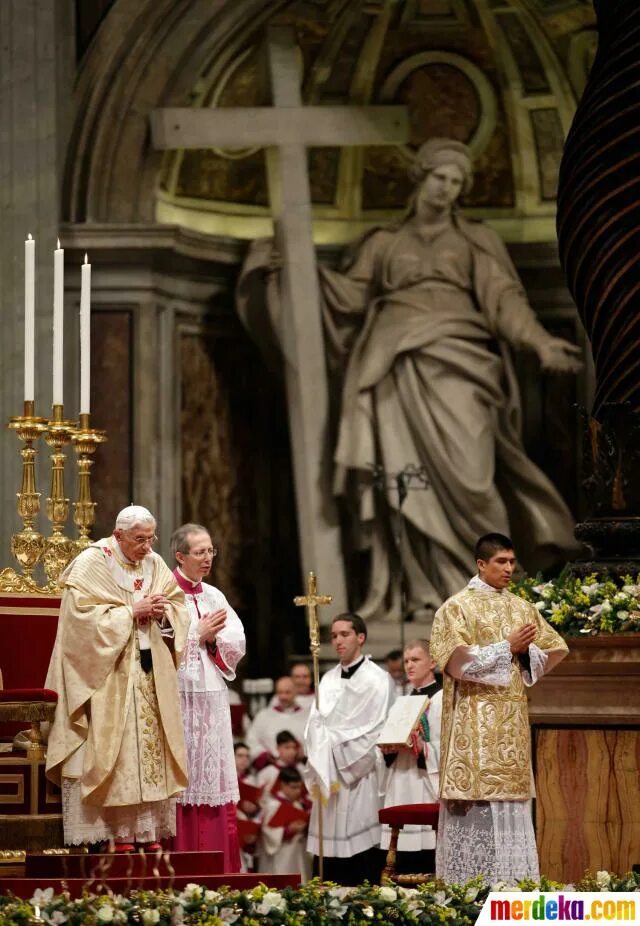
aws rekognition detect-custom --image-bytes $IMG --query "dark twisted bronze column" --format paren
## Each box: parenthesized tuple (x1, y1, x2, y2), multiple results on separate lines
(557, 0, 640, 564)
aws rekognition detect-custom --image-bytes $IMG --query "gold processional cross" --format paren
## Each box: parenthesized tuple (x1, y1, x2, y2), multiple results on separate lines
(293, 570, 332, 880)
(294, 570, 332, 705)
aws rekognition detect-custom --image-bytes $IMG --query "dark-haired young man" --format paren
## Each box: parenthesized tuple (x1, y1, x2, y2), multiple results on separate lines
(304, 612, 395, 884)
(430, 532, 568, 884)
(255, 730, 306, 793)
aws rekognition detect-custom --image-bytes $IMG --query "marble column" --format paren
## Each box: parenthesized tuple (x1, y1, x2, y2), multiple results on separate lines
(557, 0, 640, 566)
(0, 0, 75, 573)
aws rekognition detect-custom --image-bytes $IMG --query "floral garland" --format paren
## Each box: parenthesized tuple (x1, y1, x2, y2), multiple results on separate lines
(1, 873, 639, 926)
(510, 572, 640, 635)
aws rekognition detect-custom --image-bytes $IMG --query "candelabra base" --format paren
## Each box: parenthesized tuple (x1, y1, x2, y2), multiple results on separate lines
(9, 528, 47, 587)
(0, 567, 42, 595)
(43, 533, 78, 589)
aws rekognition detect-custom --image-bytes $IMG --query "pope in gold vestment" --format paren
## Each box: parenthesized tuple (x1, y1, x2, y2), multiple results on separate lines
(430, 575, 568, 882)
(45, 538, 190, 845)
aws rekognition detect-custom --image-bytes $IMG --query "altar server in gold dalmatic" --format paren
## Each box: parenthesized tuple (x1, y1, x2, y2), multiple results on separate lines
(45, 505, 189, 849)
(430, 532, 568, 884)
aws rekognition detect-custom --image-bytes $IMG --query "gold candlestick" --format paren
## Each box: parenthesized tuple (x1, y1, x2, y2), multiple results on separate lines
(5, 401, 48, 589)
(72, 412, 107, 550)
(43, 404, 78, 588)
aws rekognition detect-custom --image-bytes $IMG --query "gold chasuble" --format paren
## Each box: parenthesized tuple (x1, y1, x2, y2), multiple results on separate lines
(430, 587, 568, 801)
(46, 540, 189, 842)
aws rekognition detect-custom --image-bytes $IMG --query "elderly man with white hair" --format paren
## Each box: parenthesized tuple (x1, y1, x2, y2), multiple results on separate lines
(45, 505, 190, 850)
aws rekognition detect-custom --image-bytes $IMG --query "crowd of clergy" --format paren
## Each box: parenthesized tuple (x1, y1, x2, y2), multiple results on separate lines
(44, 506, 568, 886)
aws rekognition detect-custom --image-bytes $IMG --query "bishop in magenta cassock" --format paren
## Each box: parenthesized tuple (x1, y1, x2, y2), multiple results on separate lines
(170, 523, 246, 870)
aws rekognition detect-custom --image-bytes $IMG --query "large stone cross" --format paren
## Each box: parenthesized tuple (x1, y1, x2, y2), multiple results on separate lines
(151, 25, 409, 615)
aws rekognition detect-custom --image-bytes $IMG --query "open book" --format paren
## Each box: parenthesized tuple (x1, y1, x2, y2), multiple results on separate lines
(267, 801, 311, 829)
(376, 694, 430, 749)
(239, 779, 264, 805)
(237, 817, 261, 847)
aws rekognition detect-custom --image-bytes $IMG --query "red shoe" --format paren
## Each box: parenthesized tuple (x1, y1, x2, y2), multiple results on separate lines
(141, 842, 162, 852)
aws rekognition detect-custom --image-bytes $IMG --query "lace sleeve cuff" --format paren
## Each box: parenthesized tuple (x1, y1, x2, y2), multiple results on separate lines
(521, 643, 548, 687)
(159, 615, 175, 639)
(459, 640, 512, 686)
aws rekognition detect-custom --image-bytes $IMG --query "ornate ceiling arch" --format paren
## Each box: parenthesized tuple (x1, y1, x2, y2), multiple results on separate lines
(64, 0, 286, 223)
(66, 0, 596, 243)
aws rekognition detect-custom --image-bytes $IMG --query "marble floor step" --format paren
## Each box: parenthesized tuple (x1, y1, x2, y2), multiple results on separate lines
(0, 871, 301, 899)
(25, 850, 224, 879)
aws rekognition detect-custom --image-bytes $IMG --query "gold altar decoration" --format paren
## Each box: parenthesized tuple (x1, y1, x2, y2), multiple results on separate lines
(1, 402, 107, 594)
(294, 570, 332, 881)
(43, 404, 78, 588)
(72, 412, 107, 550)
(5, 401, 48, 591)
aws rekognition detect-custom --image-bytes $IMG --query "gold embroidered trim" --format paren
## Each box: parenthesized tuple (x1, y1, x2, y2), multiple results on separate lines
(136, 669, 163, 788)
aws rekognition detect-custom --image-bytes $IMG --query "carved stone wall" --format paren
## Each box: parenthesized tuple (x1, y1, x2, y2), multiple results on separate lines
(178, 317, 305, 670)
(179, 332, 243, 605)
(90, 309, 134, 541)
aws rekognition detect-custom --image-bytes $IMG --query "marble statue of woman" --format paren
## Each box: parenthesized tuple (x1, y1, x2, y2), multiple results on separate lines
(238, 138, 582, 622)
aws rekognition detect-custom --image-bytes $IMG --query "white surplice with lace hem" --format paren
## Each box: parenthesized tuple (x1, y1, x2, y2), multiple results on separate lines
(178, 579, 246, 806)
(305, 657, 395, 858)
(436, 575, 546, 884)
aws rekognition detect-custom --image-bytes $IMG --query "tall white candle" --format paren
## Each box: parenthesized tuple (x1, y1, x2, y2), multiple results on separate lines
(80, 254, 91, 416)
(24, 234, 35, 403)
(53, 239, 64, 406)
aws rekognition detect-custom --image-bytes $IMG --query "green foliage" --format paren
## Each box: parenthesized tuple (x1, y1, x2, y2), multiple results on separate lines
(509, 572, 640, 635)
(2, 873, 640, 926)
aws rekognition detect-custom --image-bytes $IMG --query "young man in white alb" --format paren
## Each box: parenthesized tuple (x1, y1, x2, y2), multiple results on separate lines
(304, 612, 395, 884)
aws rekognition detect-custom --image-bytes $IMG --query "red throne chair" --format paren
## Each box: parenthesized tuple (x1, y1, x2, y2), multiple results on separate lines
(0, 591, 62, 851)
(378, 803, 440, 885)
(0, 684, 57, 760)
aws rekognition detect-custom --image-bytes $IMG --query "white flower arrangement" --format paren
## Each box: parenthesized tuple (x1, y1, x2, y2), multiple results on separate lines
(511, 572, 640, 635)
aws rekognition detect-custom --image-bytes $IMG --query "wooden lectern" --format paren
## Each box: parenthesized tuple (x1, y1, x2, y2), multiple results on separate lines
(529, 635, 640, 881)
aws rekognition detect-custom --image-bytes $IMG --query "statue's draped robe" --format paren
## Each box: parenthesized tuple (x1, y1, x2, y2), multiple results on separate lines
(430, 577, 568, 882)
(45, 540, 189, 845)
(173, 569, 245, 869)
(321, 217, 578, 617)
(237, 217, 579, 620)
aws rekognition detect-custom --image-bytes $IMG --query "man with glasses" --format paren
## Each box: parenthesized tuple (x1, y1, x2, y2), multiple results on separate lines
(45, 505, 190, 851)
(171, 522, 246, 870)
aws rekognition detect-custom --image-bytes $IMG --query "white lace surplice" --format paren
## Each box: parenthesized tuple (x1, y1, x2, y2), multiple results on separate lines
(178, 581, 245, 806)
(436, 574, 544, 883)
(62, 779, 176, 846)
(437, 799, 539, 884)
(305, 658, 395, 857)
